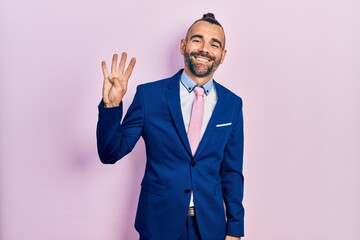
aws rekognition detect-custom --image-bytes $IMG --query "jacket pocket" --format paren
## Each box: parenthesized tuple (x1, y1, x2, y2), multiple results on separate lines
(141, 181, 166, 197)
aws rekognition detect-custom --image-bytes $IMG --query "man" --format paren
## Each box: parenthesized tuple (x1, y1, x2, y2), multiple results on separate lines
(97, 13, 244, 240)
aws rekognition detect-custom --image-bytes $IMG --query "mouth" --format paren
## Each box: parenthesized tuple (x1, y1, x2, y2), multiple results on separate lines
(191, 53, 214, 63)
(194, 56, 211, 62)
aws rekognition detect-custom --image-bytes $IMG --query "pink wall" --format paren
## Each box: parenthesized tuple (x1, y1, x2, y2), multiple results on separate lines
(1, 0, 359, 239)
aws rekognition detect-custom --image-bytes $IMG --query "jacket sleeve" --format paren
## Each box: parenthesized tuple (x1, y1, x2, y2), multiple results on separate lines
(96, 86, 144, 164)
(220, 98, 245, 237)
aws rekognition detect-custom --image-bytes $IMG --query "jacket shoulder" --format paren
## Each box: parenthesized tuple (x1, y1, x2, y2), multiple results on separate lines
(214, 81, 243, 104)
(138, 77, 171, 90)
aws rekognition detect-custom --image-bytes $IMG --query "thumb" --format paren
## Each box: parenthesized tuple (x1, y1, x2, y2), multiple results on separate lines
(108, 75, 121, 88)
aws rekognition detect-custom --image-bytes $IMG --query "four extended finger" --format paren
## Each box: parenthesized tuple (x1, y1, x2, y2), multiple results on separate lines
(101, 61, 109, 78)
(111, 54, 118, 74)
(118, 52, 127, 74)
(123, 57, 136, 80)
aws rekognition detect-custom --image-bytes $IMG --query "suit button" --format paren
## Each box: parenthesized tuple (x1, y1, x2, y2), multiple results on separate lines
(184, 189, 191, 194)
(191, 162, 196, 167)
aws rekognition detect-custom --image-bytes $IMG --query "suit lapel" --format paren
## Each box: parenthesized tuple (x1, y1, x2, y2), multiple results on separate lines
(194, 81, 227, 158)
(166, 71, 192, 156)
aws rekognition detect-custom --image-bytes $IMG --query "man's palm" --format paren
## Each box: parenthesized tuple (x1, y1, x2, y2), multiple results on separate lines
(101, 52, 136, 107)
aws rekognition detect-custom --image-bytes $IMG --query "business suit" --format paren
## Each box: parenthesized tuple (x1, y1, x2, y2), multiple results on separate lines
(97, 69, 244, 239)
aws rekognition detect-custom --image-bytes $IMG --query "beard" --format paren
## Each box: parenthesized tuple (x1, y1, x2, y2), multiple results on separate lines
(184, 50, 221, 78)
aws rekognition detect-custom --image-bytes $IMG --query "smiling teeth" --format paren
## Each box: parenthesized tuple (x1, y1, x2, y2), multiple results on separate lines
(196, 57, 209, 62)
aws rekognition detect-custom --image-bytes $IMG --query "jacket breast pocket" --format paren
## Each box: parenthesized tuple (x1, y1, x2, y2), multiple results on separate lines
(141, 181, 166, 197)
(208, 126, 231, 146)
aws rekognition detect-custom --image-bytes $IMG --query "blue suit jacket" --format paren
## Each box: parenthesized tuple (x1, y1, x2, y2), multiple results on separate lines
(97, 70, 244, 239)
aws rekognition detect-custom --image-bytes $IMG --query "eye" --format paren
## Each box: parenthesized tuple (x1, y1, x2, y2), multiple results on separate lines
(212, 44, 220, 49)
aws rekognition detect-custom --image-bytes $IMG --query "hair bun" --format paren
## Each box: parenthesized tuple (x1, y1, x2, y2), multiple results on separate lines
(202, 13, 216, 19)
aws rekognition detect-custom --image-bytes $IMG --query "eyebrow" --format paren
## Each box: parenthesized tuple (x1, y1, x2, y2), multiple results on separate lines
(189, 34, 223, 48)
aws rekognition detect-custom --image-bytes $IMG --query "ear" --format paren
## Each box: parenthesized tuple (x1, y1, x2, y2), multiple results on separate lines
(220, 49, 227, 64)
(180, 39, 186, 55)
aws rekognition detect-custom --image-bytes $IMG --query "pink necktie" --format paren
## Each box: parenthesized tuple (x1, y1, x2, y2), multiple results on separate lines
(188, 87, 205, 155)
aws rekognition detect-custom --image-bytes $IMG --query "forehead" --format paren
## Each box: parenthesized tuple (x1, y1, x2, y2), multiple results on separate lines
(187, 21, 225, 45)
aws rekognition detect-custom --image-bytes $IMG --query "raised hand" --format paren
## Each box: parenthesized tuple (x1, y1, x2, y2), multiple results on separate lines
(101, 52, 136, 108)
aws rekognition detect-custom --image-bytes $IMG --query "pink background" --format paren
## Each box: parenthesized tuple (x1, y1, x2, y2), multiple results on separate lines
(1, 0, 359, 239)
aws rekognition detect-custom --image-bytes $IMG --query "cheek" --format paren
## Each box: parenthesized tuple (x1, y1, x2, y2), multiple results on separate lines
(214, 52, 222, 61)
(219, 52, 226, 63)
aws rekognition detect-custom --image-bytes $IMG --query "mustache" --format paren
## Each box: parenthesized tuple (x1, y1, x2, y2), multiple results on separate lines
(190, 52, 215, 61)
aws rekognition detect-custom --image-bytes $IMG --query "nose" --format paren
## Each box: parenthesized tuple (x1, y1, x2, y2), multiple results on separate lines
(199, 41, 210, 53)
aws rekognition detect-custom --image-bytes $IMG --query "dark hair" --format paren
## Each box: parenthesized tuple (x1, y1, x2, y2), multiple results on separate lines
(194, 13, 223, 28)
(186, 13, 226, 48)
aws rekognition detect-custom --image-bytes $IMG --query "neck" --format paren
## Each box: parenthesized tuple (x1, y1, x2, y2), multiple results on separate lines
(184, 68, 213, 86)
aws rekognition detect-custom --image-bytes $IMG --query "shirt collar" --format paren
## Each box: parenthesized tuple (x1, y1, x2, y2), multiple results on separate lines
(180, 71, 213, 96)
